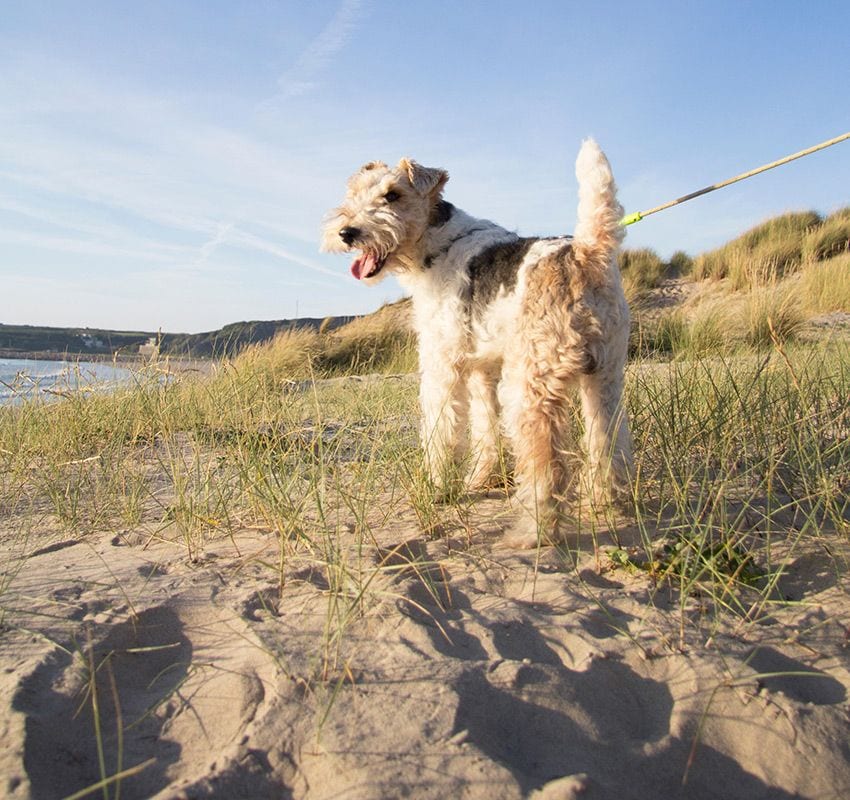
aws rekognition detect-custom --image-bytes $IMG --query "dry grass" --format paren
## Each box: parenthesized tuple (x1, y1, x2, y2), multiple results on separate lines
(640, 267, 810, 358)
(232, 299, 415, 386)
(693, 211, 821, 284)
(640, 209, 849, 358)
(798, 253, 850, 315)
(620, 248, 669, 299)
(802, 206, 850, 263)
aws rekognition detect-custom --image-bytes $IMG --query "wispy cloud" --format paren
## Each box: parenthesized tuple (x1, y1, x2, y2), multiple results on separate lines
(225, 228, 342, 281)
(0, 229, 185, 263)
(271, 0, 365, 100)
(195, 222, 234, 265)
(0, 193, 197, 261)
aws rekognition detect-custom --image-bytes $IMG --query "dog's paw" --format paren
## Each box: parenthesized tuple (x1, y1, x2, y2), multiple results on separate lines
(465, 470, 509, 496)
(500, 529, 542, 550)
(498, 517, 557, 550)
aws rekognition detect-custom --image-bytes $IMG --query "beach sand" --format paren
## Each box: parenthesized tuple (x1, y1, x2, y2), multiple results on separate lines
(2, 492, 849, 800)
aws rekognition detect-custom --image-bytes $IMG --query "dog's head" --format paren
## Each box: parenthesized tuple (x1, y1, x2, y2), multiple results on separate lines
(321, 158, 449, 284)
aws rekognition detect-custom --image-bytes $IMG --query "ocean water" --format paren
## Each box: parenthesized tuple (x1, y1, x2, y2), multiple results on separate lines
(0, 358, 136, 404)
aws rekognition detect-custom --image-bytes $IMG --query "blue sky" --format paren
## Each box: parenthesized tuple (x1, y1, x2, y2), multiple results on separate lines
(1, 1, 848, 333)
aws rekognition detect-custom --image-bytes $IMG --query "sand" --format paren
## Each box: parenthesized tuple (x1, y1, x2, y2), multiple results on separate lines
(2, 492, 849, 800)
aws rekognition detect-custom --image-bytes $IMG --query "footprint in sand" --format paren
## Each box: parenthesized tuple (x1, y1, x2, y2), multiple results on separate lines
(13, 598, 280, 799)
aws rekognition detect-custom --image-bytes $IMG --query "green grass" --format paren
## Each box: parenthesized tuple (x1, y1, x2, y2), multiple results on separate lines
(625, 341, 849, 621)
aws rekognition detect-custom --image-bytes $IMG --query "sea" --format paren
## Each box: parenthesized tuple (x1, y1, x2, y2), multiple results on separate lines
(0, 358, 136, 405)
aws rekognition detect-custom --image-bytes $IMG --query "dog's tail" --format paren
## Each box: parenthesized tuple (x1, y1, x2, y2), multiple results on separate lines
(572, 139, 624, 285)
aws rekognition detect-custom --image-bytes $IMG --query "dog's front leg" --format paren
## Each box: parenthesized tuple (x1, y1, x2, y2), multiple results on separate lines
(466, 365, 502, 491)
(418, 343, 468, 496)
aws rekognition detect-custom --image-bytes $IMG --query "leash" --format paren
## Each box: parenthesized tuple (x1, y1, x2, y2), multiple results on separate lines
(620, 131, 850, 226)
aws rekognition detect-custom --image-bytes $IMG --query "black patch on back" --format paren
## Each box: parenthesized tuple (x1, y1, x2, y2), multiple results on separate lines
(467, 238, 537, 314)
(429, 200, 455, 227)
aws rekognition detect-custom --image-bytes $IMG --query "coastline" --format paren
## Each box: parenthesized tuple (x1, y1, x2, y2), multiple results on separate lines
(0, 350, 216, 373)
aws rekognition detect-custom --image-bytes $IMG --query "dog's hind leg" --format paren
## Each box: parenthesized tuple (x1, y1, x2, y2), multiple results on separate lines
(500, 348, 576, 546)
(578, 365, 633, 508)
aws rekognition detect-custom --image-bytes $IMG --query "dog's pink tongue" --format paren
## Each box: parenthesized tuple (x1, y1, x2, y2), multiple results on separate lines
(351, 253, 377, 280)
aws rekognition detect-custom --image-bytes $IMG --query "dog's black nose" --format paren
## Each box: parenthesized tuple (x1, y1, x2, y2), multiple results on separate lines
(339, 226, 360, 245)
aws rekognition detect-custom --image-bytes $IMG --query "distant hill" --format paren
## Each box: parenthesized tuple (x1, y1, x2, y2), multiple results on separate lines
(159, 316, 357, 357)
(0, 315, 358, 360)
(0, 324, 153, 359)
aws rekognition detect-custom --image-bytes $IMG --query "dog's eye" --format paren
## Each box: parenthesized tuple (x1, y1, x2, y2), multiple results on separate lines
(384, 190, 400, 203)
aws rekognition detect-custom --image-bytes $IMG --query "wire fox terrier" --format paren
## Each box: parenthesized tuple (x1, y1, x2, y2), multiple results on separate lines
(322, 140, 633, 546)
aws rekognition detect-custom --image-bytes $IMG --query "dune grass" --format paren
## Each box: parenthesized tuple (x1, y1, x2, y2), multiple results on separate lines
(799, 252, 850, 315)
(232, 299, 415, 386)
(635, 283, 807, 359)
(620, 247, 669, 298)
(802, 206, 850, 263)
(692, 211, 822, 285)
(690, 207, 850, 292)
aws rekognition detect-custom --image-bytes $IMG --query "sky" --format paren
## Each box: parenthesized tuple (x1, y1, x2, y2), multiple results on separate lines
(1, 1, 848, 333)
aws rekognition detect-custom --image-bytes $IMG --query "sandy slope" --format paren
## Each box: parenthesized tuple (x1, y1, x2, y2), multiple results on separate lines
(2, 498, 849, 800)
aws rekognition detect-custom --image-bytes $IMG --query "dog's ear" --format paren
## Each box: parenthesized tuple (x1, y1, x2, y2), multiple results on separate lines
(398, 158, 449, 196)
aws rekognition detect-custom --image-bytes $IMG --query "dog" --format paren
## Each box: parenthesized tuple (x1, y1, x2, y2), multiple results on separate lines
(321, 140, 632, 546)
